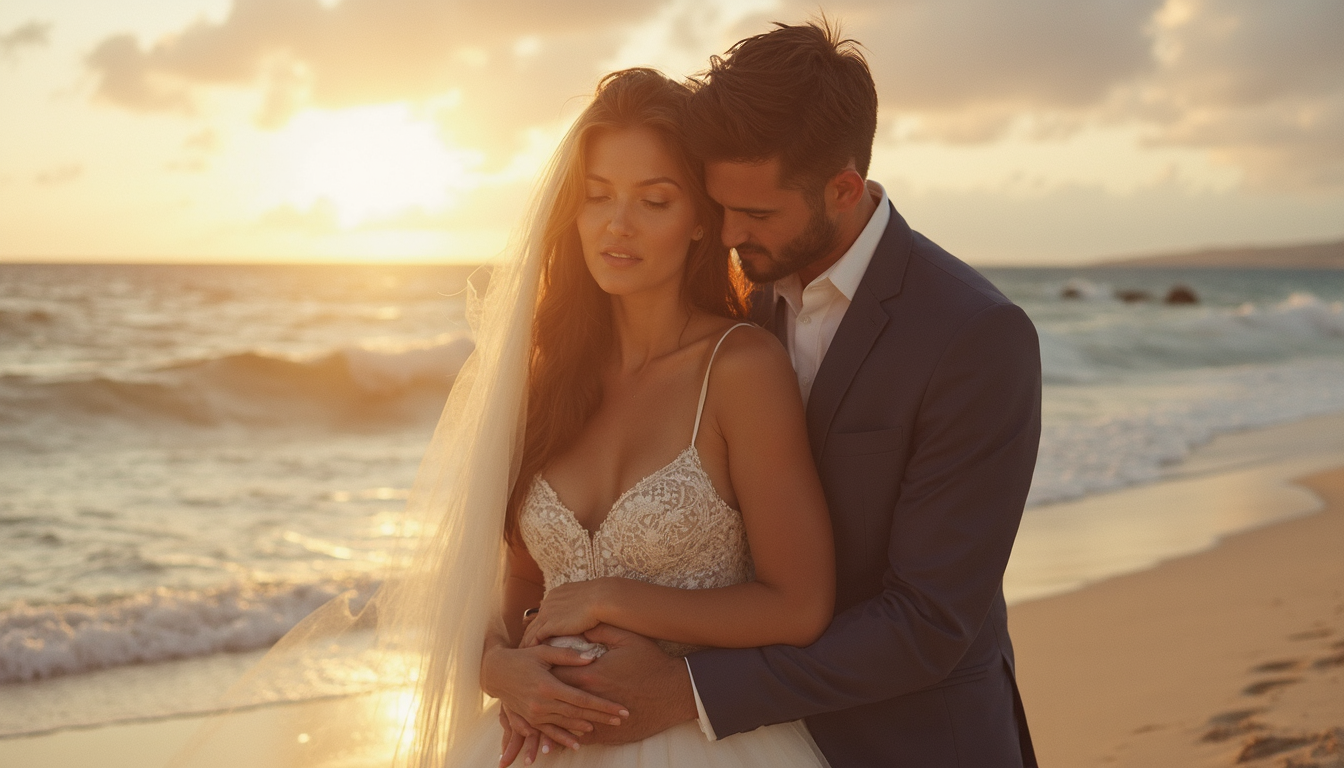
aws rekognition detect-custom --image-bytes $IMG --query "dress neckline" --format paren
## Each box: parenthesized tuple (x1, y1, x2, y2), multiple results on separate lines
(531, 322, 752, 539)
(535, 445, 714, 538)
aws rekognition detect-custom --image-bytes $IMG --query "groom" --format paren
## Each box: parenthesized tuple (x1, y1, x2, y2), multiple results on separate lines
(552, 22, 1041, 766)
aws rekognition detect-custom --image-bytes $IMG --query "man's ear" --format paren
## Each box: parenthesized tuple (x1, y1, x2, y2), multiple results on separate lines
(827, 164, 868, 213)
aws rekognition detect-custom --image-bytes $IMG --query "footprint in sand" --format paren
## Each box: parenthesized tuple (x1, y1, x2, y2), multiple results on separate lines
(1288, 627, 1334, 641)
(1312, 650, 1344, 670)
(1236, 733, 1317, 762)
(1241, 678, 1302, 696)
(1200, 709, 1266, 743)
(1251, 659, 1303, 673)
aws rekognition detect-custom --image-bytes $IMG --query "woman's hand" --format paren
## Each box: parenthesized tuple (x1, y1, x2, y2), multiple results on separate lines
(498, 704, 559, 767)
(480, 641, 628, 754)
(523, 579, 617, 647)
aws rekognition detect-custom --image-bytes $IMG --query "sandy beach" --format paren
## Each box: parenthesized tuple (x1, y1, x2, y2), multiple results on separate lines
(1012, 465, 1344, 767)
(2, 414, 1342, 767)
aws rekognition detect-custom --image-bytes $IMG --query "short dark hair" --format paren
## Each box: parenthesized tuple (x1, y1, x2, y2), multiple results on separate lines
(686, 19, 878, 190)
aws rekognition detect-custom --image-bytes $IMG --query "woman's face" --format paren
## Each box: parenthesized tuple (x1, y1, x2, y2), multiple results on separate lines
(577, 127, 700, 299)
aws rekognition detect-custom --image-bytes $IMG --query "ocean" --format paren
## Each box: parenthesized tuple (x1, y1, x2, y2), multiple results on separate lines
(2, 262, 1342, 736)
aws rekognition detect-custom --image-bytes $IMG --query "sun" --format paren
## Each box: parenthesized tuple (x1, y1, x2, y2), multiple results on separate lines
(272, 103, 480, 228)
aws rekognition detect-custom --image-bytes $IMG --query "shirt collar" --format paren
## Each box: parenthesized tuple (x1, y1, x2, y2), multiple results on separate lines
(775, 181, 890, 306)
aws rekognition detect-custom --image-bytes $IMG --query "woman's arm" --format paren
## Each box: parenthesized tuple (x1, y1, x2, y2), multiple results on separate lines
(525, 328, 835, 649)
(481, 544, 629, 762)
(501, 542, 546, 645)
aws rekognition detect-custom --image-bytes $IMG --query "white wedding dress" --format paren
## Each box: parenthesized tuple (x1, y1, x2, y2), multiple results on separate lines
(452, 324, 829, 767)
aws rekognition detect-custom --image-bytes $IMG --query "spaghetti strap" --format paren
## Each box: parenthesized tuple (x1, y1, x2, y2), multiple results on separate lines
(691, 322, 754, 446)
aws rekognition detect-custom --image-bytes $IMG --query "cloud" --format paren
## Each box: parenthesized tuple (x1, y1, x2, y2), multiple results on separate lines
(750, 0, 1344, 189)
(847, 0, 1160, 112)
(83, 0, 1344, 191)
(84, 0, 660, 139)
(1132, 0, 1344, 190)
(86, 34, 193, 112)
(0, 20, 50, 59)
(33, 164, 83, 186)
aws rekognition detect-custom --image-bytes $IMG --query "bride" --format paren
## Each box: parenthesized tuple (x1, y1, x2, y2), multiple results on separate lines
(169, 68, 834, 768)
(471, 67, 835, 767)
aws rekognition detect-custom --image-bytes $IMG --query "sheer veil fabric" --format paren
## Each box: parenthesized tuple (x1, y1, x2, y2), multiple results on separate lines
(168, 125, 578, 768)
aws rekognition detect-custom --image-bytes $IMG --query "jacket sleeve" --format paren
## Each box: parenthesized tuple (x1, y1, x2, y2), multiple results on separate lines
(686, 301, 1041, 735)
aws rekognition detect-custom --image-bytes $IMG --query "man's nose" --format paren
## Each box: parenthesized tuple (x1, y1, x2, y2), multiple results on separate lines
(720, 212, 748, 248)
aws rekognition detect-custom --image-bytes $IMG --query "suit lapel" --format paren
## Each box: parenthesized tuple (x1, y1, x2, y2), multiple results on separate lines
(804, 202, 914, 457)
(805, 289, 887, 457)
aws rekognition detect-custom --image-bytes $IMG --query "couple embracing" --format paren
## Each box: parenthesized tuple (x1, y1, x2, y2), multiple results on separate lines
(449, 20, 1044, 768)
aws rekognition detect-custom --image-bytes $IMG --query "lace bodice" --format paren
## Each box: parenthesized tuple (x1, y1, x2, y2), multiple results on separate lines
(518, 324, 755, 657)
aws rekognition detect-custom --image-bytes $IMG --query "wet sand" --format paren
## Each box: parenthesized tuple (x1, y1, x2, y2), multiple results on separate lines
(1011, 465, 1344, 767)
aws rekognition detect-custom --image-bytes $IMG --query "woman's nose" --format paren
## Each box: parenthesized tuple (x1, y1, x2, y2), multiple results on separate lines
(607, 201, 634, 236)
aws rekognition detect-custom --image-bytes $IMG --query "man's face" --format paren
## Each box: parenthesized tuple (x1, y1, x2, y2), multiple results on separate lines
(705, 158, 838, 283)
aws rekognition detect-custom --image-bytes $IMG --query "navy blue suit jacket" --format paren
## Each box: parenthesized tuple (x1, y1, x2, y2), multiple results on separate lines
(687, 205, 1041, 767)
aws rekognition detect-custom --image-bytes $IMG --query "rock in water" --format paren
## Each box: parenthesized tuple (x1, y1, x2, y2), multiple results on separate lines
(1115, 289, 1151, 303)
(1166, 285, 1199, 304)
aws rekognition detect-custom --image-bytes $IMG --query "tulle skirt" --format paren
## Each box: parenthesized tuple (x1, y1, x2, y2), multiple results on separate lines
(449, 703, 830, 768)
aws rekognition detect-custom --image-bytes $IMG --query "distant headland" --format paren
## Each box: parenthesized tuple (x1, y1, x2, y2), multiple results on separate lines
(1097, 238, 1344, 269)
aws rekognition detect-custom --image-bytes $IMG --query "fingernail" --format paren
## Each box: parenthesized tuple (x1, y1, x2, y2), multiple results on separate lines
(608, 717, 621, 725)
(619, 709, 630, 717)
(541, 745, 550, 754)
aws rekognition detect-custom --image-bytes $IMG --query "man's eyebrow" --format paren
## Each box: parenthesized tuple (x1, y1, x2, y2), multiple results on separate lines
(585, 174, 682, 189)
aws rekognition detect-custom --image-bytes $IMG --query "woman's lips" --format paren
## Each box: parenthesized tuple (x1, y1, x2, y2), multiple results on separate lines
(601, 250, 641, 268)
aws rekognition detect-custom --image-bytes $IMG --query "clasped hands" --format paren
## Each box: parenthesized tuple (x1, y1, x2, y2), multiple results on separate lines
(482, 579, 696, 767)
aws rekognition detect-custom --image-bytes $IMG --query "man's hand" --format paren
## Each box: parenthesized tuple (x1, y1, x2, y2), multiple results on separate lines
(553, 624, 698, 745)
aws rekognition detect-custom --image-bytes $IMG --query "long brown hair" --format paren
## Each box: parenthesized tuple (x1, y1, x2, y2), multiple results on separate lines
(504, 68, 750, 544)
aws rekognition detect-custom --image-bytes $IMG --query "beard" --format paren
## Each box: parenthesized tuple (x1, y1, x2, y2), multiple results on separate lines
(734, 201, 840, 284)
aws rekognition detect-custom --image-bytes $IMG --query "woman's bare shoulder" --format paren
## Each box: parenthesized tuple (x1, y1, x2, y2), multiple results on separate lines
(704, 322, 798, 403)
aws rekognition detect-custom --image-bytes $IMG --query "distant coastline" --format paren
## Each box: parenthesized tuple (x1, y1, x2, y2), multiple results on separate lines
(1097, 238, 1344, 269)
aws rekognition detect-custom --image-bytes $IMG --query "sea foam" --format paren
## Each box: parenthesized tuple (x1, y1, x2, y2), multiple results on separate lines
(0, 580, 377, 684)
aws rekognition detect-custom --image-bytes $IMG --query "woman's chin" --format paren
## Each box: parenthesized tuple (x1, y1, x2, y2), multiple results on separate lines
(589, 267, 678, 299)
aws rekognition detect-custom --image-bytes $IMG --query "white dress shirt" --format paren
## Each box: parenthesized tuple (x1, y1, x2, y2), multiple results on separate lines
(687, 181, 890, 740)
(774, 181, 890, 405)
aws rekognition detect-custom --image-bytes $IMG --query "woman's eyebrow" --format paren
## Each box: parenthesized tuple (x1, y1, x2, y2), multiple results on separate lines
(585, 174, 682, 189)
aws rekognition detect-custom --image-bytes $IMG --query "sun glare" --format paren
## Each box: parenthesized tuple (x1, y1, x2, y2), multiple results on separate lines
(273, 104, 480, 228)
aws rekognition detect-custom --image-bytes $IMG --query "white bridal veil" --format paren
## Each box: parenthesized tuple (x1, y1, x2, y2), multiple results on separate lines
(169, 118, 581, 768)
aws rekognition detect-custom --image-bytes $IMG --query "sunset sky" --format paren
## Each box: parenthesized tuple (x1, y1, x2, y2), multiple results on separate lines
(1, 0, 1341, 265)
